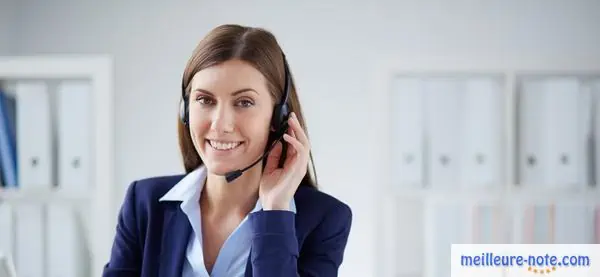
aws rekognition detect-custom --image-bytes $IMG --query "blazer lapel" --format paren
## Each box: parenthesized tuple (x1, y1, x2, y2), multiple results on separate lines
(245, 250, 253, 277)
(159, 203, 192, 277)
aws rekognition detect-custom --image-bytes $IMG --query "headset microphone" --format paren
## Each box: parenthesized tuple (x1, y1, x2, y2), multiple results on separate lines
(224, 124, 287, 182)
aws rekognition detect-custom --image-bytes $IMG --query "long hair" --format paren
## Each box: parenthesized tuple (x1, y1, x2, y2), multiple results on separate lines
(177, 24, 318, 189)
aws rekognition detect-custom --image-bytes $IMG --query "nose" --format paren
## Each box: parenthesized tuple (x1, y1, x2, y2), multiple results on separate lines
(210, 104, 235, 134)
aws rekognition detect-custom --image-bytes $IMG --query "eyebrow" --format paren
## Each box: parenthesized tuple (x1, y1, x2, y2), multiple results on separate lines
(193, 88, 258, 96)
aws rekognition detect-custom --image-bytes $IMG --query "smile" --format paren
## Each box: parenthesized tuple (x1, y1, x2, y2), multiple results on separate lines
(207, 140, 243, 151)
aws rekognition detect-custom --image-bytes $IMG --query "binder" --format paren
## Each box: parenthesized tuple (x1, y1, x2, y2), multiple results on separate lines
(517, 203, 594, 244)
(0, 90, 17, 188)
(56, 81, 92, 191)
(430, 202, 466, 277)
(471, 204, 504, 243)
(553, 203, 594, 244)
(14, 204, 45, 277)
(459, 77, 504, 188)
(0, 204, 13, 258)
(541, 78, 582, 187)
(46, 204, 88, 277)
(15, 82, 53, 190)
(518, 80, 544, 187)
(519, 77, 582, 188)
(522, 205, 554, 244)
(390, 77, 425, 188)
(424, 77, 462, 188)
(393, 198, 424, 275)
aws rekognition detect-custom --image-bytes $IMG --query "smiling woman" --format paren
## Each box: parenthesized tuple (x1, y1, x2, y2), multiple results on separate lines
(102, 24, 353, 277)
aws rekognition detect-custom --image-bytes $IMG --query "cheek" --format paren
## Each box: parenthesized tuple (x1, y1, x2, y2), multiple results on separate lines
(188, 114, 211, 147)
(243, 114, 272, 145)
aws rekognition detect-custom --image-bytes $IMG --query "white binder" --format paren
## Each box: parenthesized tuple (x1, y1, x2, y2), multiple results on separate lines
(14, 204, 45, 277)
(57, 81, 92, 191)
(390, 77, 424, 188)
(543, 78, 582, 187)
(532, 205, 553, 244)
(424, 77, 462, 188)
(519, 80, 544, 186)
(0, 205, 13, 259)
(46, 204, 88, 277)
(554, 203, 594, 244)
(459, 77, 504, 188)
(393, 198, 424, 275)
(428, 201, 467, 277)
(15, 81, 53, 190)
(519, 77, 582, 188)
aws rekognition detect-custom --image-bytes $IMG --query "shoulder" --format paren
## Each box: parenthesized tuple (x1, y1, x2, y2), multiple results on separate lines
(119, 174, 185, 214)
(293, 185, 353, 235)
(295, 185, 351, 214)
(125, 174, 185, 200)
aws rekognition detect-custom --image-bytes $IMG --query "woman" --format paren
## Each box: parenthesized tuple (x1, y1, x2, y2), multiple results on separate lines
(102, 24, 353, 277)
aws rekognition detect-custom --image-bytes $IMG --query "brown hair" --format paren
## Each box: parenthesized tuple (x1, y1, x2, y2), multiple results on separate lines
(177, 24, 318, 189)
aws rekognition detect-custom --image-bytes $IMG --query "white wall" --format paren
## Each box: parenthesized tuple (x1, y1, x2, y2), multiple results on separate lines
(10, 0, 600, 276)
(0, 0, 17, 55)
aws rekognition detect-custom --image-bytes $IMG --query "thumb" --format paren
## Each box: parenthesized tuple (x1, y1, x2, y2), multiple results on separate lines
(264, 141, 283, 173)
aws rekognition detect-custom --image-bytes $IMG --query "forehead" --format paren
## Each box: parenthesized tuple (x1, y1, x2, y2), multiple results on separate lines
(190, 59, 268, 94)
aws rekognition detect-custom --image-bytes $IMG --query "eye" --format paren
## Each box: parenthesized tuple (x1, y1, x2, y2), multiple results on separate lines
(236, 98, 254, 108)
(196, 96, 214, 105)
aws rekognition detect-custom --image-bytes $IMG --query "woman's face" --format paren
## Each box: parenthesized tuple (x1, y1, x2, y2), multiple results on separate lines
(188, 59, 274, 176)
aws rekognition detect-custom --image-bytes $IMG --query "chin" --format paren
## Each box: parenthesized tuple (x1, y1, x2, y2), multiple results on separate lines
(204, 162, 238, 176)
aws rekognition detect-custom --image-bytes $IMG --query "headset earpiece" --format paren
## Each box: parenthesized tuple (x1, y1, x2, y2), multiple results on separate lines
(270, 102, 289, 133)
(269, 53, 292, 135)
(179, 97, 188, 126)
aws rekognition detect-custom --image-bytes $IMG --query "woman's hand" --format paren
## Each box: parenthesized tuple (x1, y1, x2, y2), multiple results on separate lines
(259, 112, 311, 211)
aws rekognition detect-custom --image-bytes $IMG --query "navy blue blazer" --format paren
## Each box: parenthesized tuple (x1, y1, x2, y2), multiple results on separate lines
(102, 174, 353, 277)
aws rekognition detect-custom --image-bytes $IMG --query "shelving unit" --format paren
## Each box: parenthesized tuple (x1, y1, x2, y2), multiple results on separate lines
(370, 56, 600, 277)
(0, 55, 114, 277)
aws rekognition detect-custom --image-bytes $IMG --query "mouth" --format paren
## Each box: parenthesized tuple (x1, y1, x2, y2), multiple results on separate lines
(206, 139, 244, 151)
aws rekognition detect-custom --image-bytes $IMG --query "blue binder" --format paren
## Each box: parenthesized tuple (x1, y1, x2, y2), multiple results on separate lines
(0, 89, 17, 188)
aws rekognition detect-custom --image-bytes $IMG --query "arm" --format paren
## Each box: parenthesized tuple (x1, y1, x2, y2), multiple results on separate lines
(249, 203, 353, 277)
(102, 181, 141, 277)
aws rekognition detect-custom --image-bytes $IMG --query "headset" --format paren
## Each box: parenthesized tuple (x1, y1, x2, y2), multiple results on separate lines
(179, 52, 292, 183)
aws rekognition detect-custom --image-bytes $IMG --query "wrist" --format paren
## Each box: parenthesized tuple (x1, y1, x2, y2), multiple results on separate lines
(262, 199, 290, 211)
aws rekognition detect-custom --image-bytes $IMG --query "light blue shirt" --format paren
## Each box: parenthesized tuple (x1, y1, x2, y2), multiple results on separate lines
(158, 166, 296, 277)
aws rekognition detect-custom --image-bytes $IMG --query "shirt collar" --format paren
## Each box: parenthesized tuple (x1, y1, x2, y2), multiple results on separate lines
(159, 165, 296, 214)
(159, 165, 206, 202)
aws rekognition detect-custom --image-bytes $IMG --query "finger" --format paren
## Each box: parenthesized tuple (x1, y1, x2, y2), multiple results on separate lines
(282, 134, 299, 168)
(264, 141, 283, 173)
(288, 112, 311, 149)
(286, 127, 297, 156)
(283, 133, 308, 167)
(286, 137, 296, 159)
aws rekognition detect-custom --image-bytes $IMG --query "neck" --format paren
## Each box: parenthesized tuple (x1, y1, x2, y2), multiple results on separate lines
(200, 164, 263, 218)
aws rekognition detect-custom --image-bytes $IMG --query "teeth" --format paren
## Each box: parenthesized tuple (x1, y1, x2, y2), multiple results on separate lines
(209, 140, 241, 150)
